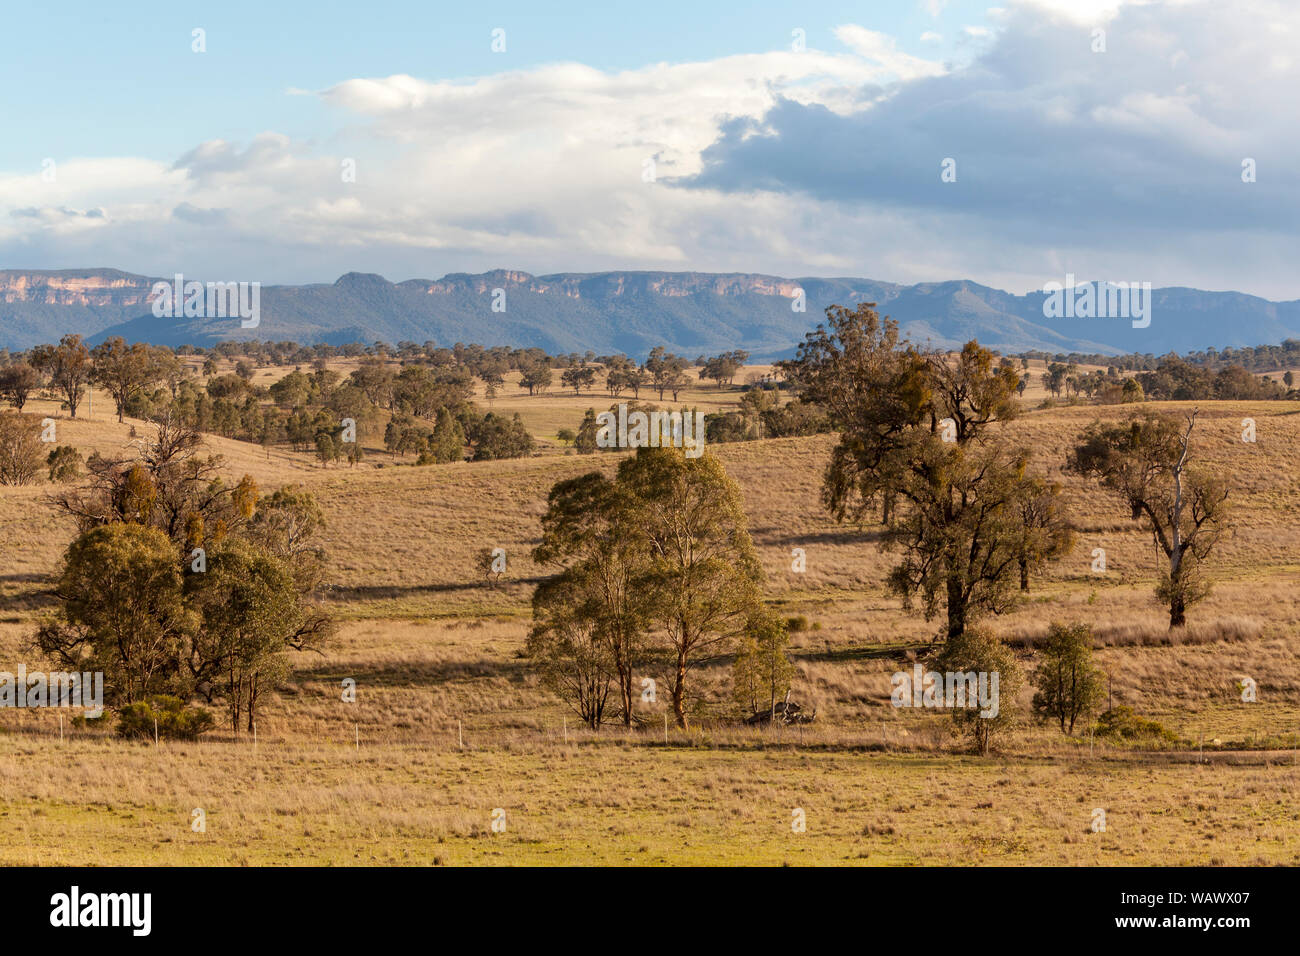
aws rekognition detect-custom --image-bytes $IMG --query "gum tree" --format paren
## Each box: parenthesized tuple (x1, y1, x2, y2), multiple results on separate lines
(620, 447, 762, 728)
(782, 302, 1071, 646)
(1068, 408, 1230, 628)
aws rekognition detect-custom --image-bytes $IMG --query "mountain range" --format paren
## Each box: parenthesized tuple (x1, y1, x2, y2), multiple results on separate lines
(3, 268, 1299, 359)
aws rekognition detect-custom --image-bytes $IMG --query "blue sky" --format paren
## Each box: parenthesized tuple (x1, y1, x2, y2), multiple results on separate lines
(0, 0, 990, 166)
(2, 0, 1297, 299)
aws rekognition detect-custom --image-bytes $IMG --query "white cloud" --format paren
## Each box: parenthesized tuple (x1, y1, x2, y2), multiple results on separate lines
(0, 2, 1297, 302)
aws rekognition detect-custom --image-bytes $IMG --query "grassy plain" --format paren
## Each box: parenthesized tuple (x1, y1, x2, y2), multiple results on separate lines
(1, 359, 1298, 865)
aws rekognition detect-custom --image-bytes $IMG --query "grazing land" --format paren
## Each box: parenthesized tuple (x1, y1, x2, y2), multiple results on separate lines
(2, 359, 1298, 865)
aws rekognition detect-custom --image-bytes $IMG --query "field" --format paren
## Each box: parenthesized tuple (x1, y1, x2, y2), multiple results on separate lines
(2, 359, 1299, 865)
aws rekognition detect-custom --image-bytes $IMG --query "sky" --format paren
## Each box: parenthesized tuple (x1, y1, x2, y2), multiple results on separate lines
(1, 0, 1297, 299)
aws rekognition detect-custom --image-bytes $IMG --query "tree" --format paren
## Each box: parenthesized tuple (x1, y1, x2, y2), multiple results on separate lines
(518, 361, 553, 396)
(605, 358, 639, 397)
(52, 413, 255, 552)
(1069, 409, 1230, 628)
(1041, 362, 1067, 398)
(188, 538, 324, 733)
(0, 363, 40, 410)
(1014, 474, 1075, 590)
(560, 363, 596, 395)
(528, 567, 617, 730)
(33, 523, 190, 705)
(1031, 622, 1106, 734)
(703, 351, 748, 387)
(469, 412, 534, 460)
(574, 409, 599, 453)
(315, 432, 339, 467)
(0, 411, 44, 485)
(731, 610, 795, 720)
(29, 335, 92, 418)
(91, 337, 163, 423)
(937, 626, 1023, 755)
(645, 347, 688, 401)
(783, 303, 1067, 645)
(425, 406, 466, 463)
(619, 447, 762, 728)
(533, 472, 648, 728)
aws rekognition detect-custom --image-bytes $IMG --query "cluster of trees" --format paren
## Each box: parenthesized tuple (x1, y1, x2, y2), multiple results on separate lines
(782, 304, 1077, 645)
(790, 304, 1232, 637)
(1040, 356, 1291, 403)
(0, 335, 185, 421)
(33, 416, 333, 734)
(529, 447, 776, 730)
(0, 410, 82, 485)
(1019, 338, 1300, 375)
(530, 303, 1237, 753)
(704, 386, 831, 443)
(699, 350, 750, 387)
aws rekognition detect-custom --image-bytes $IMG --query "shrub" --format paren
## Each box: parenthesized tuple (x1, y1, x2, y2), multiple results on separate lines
(46, 445, 83, 482)
(115, 695, 215, 740)
(0, 410, 44, 485)
(1093, 706, 1178, 744)
(937, 627, 1024, 755)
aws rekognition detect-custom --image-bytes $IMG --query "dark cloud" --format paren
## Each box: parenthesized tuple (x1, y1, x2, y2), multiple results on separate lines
(684, 3, 1300, 238)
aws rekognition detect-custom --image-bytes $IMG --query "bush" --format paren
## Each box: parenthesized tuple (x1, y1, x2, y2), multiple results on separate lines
(115, 695, 215, 740)
(937, 627, 1024, 755)
(1093, 706, 1178, 744)
(0, 410, 44, 485)
(46, 444, 83, 482)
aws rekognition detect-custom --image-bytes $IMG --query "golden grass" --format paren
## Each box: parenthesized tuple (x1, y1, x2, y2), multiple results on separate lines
(2, 367, 1299, 865)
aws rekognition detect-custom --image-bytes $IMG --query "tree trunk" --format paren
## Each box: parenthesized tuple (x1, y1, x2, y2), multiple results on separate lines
(616, 658, 633, 729)
(1019, 556, 1029, 591)
(671, 653, 688, 730)
(946, 574, 966, 644)
(1169, 588, 1186, 628)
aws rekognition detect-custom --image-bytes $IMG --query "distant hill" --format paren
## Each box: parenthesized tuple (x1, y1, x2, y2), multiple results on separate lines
(3, 267, 1299, 358)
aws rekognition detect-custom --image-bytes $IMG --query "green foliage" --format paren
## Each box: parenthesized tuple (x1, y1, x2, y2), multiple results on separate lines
(1094, 706, 1178, 744)
(115, 695, 215, 740)
(470, 412, 534, 461)
(782, 303, 1063, 647)
(1069, 410, 1229, 627)
(574, 409, 599, 453)
(528, 568, 617, 729)
(34, 523, 189, 706)
(46, 444, 83, 482)
(731, 611, 795, 717)
(937, 627, 1024, 755)
(533, 447, 762, 730)
(1031, 622, 1106, 734)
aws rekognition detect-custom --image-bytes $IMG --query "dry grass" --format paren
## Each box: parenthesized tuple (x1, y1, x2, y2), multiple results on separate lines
(2, 366, 1299, 865)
